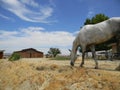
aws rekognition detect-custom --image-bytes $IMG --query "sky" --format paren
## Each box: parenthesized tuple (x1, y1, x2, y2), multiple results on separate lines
(0, 0, 120, 55)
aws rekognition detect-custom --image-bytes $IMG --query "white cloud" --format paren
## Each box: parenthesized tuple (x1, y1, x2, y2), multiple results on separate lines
(21, 0, 39, 7)
(0, 0, 54, 23)
(0, 30, 18, 39)
(0, 13, 10, 20)
(0, 13, 14, 21)
(0, 27, 75, 54)
(87, 8, 95, 18)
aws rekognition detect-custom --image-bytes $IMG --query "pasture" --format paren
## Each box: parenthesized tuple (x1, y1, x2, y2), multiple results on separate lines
(0, 57, 120, 90)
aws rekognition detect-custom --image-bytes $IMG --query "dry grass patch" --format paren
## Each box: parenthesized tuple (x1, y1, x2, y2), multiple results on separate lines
(0, 58, 120, 90)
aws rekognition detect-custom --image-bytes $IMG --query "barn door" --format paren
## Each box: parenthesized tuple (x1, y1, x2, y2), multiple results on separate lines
(29, 52, 32, 58)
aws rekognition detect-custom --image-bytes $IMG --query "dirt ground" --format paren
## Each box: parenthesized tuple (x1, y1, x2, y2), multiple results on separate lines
(0, 57, 120, 90)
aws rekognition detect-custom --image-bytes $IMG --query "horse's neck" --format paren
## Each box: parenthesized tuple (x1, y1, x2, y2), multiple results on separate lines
(71, 48, 76, 61)
(71, 38, 79, 59)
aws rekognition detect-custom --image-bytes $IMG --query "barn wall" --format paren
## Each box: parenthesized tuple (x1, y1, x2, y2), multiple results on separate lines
(15, 49, 43, 58)
(0, 52, 3, 59)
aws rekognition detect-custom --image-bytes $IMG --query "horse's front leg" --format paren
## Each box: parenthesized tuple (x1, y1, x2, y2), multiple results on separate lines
(80, 51, 85, 67)
(90, 45, 98, 69)
(80, 47, 86, 67)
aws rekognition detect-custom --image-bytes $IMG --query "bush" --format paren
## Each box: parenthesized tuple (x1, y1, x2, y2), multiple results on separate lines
(9, 53, 21, 61)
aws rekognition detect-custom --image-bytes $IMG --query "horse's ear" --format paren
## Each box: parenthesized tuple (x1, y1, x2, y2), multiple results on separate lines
(68, 49, 72, 52)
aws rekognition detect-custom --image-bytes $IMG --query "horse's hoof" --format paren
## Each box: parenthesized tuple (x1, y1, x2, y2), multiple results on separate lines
(80, 63, 84, 67)
(70, 62, 74, 66)
(80, 65, 83, 67)
(95, 67, 98, 69)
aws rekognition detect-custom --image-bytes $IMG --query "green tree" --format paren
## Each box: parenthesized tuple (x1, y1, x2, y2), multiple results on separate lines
(91, 14, 109, 24)
(84, 13, 109, 25)
(84, 18, 91, 25)
(48, 48, 61, 57)
(84, 13, 115, 51)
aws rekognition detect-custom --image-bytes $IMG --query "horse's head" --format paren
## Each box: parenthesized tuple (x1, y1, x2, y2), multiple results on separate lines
(68, 49, 74, 66)
(70, 53, 77, 66)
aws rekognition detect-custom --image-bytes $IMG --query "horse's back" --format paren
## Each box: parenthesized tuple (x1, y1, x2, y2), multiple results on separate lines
(79, 21, 114, 45)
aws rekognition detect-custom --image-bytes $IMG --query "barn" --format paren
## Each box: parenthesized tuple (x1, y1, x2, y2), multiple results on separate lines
(0, 50, 4, 59)
(14, 48, 44, 58)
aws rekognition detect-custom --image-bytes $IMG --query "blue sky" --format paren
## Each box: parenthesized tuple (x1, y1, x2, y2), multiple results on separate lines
(0, 0, 120, 54)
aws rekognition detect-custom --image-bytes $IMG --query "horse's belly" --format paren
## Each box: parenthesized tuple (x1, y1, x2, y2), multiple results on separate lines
(93, 34, 113, 44)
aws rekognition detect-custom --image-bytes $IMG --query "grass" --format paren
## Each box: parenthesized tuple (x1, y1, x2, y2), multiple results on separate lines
(51, 55, 70, 60)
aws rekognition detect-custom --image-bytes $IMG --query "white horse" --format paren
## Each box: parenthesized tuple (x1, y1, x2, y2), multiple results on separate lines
(70, 17, 120, 69)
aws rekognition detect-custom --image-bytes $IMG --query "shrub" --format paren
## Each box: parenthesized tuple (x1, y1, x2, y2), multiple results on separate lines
(9, 53, 21, 61)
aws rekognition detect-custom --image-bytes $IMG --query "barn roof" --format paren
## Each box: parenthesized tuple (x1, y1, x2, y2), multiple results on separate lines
(14, 48, 43, 53)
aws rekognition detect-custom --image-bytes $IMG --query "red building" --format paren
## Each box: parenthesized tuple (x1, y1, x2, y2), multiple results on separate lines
(0, 50, 4, 59)
(14, 48, 44, 58)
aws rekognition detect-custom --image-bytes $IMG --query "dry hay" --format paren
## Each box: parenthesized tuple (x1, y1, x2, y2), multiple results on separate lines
(0, 58, 120, 90)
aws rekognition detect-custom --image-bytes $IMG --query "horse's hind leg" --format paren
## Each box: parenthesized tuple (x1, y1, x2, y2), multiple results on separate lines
(94, 57, 98, 69)
(90, 45, 98, 69)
